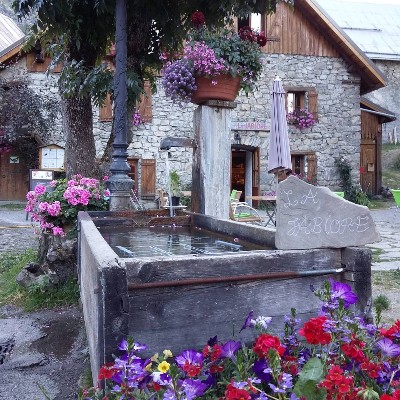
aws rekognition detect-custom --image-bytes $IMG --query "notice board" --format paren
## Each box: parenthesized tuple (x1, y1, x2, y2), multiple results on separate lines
(29, 169, 54, 192)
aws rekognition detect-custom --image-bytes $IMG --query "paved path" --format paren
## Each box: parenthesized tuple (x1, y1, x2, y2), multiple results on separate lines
(366, 208, 400, 271)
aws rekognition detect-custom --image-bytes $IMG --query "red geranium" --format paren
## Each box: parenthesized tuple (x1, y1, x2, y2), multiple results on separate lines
(224, 383, 251, 400)
(381, 320, 400, 341)
(341, 336, 366, 362)
(253, 333, 285, 358)
(298, 315, 332, 345)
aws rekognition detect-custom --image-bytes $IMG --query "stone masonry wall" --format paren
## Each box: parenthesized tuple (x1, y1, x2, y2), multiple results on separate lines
(2, 53, 362, 194)
(364, 60, 400, 143)
(120, 53, 361, 193)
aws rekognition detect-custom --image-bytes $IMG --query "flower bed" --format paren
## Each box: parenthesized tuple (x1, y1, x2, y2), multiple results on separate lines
(81, 279, 399, 400)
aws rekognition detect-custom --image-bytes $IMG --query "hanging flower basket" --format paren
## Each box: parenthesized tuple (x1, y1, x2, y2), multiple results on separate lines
(191, 74, 241, 105)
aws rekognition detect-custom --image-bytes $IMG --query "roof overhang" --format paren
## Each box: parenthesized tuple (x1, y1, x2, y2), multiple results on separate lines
(298, 0, 386, 95)
(0, 36, 24, 64)
(360, 97, 396, 123)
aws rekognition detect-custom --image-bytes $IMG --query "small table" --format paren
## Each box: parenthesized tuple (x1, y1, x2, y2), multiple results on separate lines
(163, 205, 187, 216)
(246, 195, 277, 226)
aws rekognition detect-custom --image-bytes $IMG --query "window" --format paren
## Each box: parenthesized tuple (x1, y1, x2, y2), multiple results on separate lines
(290, 152, 317, 184)
(285, 87, 318, 122)
(238, 13, 264, 32)
(99, 80, 152, 123)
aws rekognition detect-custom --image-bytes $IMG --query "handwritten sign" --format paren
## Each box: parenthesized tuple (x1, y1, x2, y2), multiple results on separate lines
(231, 120, 270, 131)
(275, 176, 380, 250)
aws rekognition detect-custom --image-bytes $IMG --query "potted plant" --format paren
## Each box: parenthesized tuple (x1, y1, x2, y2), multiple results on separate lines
(287, 108, 316, 129)
(169, 170, 182, 206)
(161, 11, 266, 105)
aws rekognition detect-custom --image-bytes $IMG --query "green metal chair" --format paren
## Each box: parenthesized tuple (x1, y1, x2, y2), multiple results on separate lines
(333, 191, 345, 198)
(391, 189, 400, 223)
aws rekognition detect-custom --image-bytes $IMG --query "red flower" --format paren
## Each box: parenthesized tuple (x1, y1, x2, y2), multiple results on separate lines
(256, 33, 267, 47)
(320, 366, 354, 399)
(224, 383, 251, 400)
(238, 26, 256, 42)
(98, 362, 116, 380)
(361, 361, 381, 379)
(298, 316, 332, 345)
(381, 392, 400, 400)
(191, 11, 205, 27)
(253, 333, 285, 358)
(341, 336, 366, 362)
(381, 320, 400, 341)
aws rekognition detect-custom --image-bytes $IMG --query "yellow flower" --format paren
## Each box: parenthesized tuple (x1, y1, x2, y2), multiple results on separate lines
(145, 363, 153, 372)
(158, 361, 170, 373)
(163, 349, 173, 358)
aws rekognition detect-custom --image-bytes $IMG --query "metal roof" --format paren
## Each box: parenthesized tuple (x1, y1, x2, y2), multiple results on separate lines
(0, 13, 24, 58)
(316, 0, 400, 60)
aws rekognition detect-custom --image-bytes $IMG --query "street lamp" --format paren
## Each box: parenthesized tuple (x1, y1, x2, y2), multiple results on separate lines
(107, 0, 133, 210)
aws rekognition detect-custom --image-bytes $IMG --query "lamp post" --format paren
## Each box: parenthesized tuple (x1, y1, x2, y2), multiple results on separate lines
(107, 0, 133, 210)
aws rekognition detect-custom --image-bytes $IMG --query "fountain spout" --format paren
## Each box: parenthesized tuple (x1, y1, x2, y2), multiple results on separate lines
(160, 137, 197, 150)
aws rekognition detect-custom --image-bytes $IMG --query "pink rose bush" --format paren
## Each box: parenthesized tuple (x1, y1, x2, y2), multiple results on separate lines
(26, 174, 110, 236)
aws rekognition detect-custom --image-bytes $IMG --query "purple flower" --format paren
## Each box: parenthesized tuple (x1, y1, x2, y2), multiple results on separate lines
(253, 359, 272, 382)
(221, 340, 241, 359)
(180, 379, 209, 400)
(240, 310, 254, 332)
(376, 338, 400, 357)
(329, 279, 358, 308)
(176, 349, 204, 368)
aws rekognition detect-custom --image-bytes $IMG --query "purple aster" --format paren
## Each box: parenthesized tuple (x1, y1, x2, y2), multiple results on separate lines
(329, 279, 358, 308)
(268, 383, 286, 393)
(376, 338, 400, 357)
(221, 340, 241, 359)
(175, 349, 204, 368)
(240, 310, 254, 332)
(180, 379, 209, 400)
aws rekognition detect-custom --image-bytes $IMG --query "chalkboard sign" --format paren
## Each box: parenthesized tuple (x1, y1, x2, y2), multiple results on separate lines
(29, 169, 54, 192)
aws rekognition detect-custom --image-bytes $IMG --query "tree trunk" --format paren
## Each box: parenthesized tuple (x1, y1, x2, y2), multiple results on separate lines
(62, 95, 97, 178)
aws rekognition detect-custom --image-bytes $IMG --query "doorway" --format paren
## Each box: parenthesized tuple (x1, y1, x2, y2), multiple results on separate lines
(231, 146, 260, 203)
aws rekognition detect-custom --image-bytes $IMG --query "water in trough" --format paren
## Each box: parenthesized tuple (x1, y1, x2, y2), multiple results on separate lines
(98, 224, 269, 258)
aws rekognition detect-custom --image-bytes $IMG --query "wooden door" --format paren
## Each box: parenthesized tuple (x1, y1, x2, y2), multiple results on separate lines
(0, 152, 29, 200)
(360, 143, 376, 196)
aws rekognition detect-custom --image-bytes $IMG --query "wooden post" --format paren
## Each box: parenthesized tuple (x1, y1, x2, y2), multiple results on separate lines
(191, 100, 237, 219)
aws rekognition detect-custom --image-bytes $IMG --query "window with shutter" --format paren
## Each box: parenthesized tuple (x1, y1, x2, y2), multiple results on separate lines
(99, 94, 113, 122)
(26, 52, 62, 73)
(140, 159, 156, 199)
(285, 87, 318, 124)
(290, 152, 317, 185)
(137, 81, 152, 122)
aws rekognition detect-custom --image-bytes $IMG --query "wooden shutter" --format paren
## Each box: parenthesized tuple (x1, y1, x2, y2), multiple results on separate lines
(308, 90, 318, 122)
(99, 94, 113, 122)
(137, 80, 152, 122)
(306, 154, 317, 184)
(26, 52, 62, 73)
(140, 159, 156, 199)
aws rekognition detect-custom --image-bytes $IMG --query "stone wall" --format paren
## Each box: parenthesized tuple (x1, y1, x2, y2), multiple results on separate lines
(2, 52, 362, 193)
(364, 60, 400, 143)
(122, 53, 361, 193)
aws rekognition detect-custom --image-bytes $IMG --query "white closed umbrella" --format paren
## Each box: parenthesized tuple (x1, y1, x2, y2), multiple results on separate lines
(268, 76, 292, 175)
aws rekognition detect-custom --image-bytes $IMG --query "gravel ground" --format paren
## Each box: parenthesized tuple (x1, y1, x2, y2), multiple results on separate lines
(0, 205, 398, 399)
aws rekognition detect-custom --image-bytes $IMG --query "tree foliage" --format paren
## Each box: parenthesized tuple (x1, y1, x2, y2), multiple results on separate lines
(12, 0, 282, 177)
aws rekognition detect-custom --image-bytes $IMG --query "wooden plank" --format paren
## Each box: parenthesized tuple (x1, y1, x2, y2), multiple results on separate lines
(127, 274, 340, 352)
(140, 159, 156, 198)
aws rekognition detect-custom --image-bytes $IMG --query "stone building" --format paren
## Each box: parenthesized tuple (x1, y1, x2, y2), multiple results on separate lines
(317, 0, 400, 144)
(0, 0, 392, 201)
